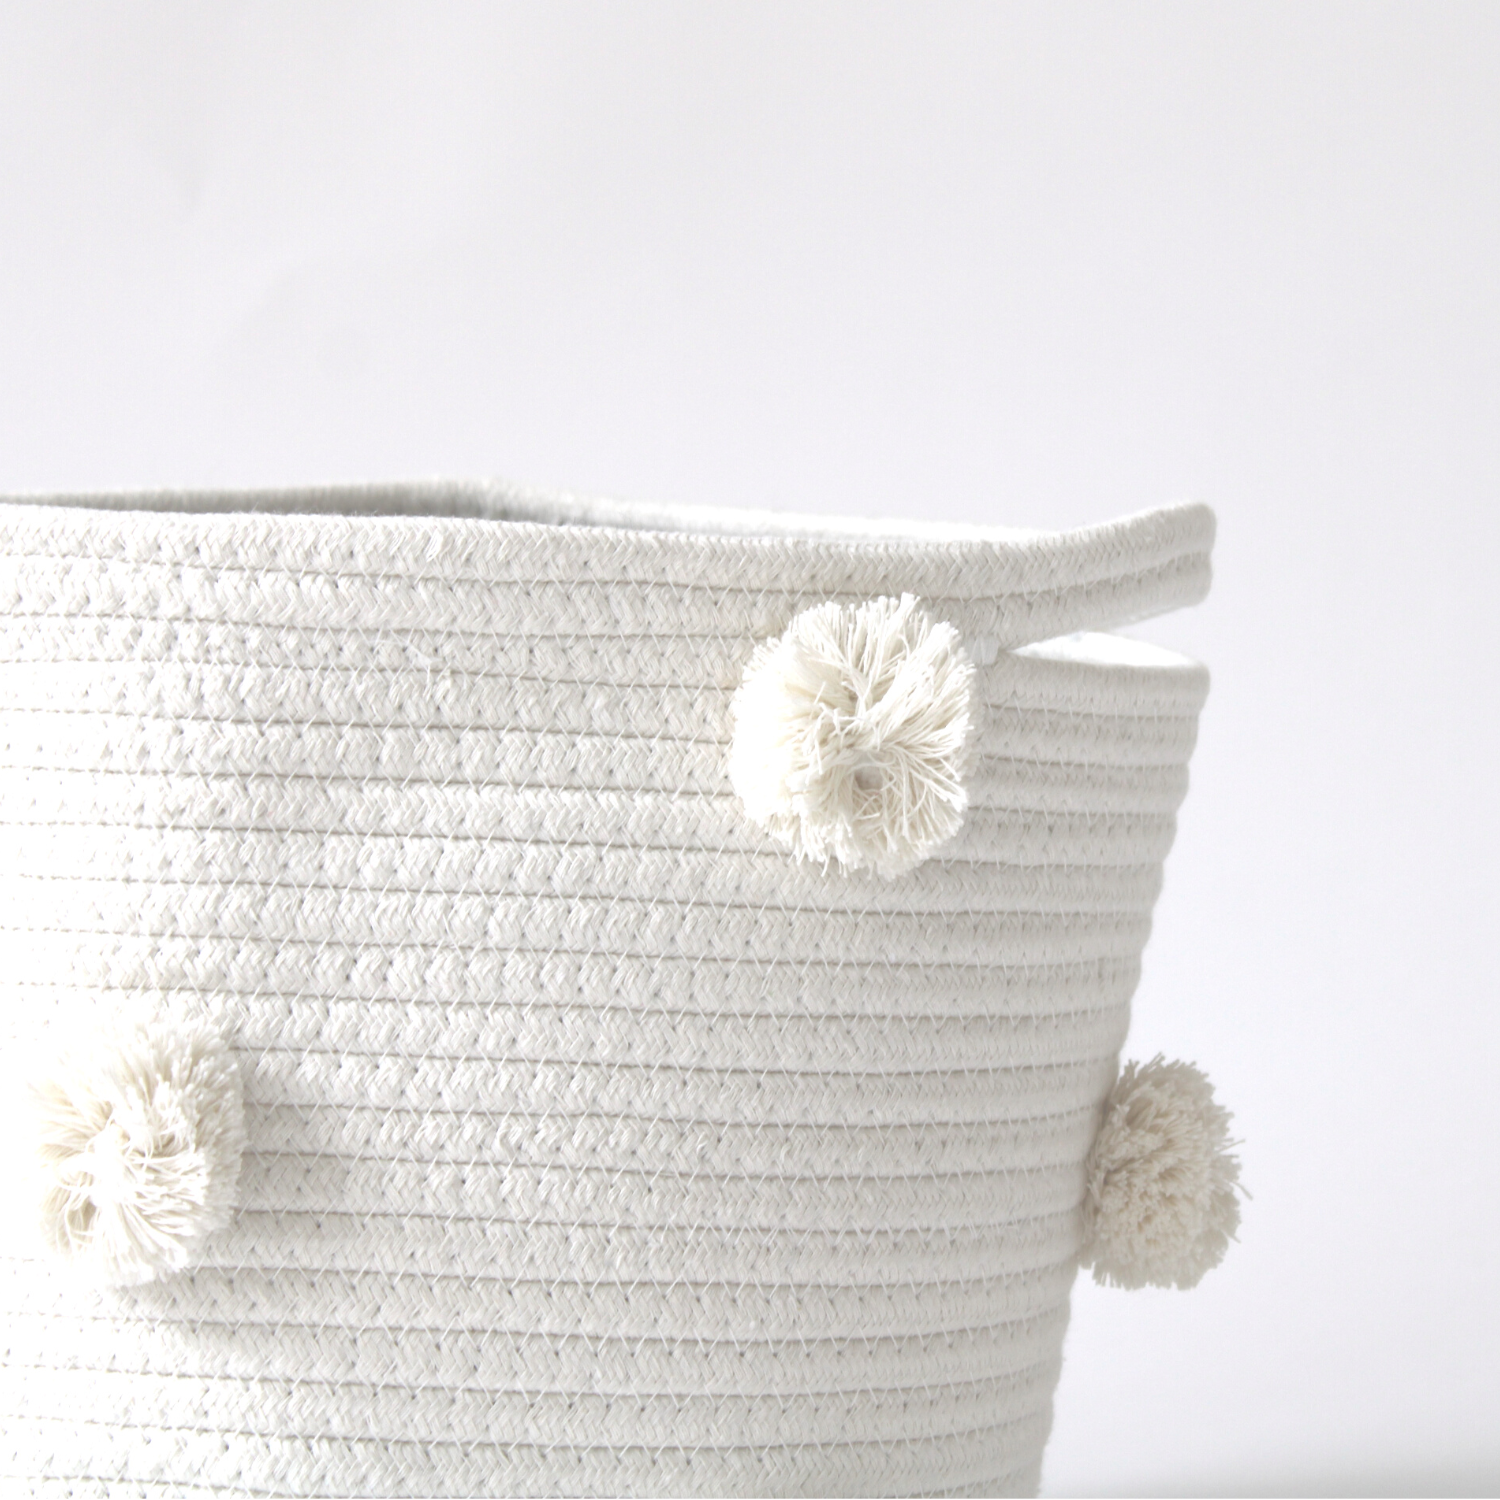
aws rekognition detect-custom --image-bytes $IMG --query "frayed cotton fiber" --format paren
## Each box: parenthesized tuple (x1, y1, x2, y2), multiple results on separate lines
(29, 1010, 244, 1287)
(728, 593, 979, 878)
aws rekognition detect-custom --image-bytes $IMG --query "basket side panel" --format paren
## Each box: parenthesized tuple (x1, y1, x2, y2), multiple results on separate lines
(0, 513, 1207, 1498)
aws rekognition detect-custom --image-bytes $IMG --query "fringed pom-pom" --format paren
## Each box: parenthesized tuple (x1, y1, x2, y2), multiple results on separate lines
(1080, 1055, 1243, 1290)
(29, 1012, 245, 1287)
(728, 594, 979, 878)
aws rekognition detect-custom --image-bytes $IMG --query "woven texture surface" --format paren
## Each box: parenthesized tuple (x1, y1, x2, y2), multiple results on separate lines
(0, 489, 1212, 1497)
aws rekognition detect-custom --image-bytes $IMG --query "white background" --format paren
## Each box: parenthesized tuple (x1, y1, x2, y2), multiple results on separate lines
(1, 4, 1496, 1494)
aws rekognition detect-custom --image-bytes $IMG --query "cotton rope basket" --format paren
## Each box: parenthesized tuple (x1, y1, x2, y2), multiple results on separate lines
(0, 484, 1239, 1498)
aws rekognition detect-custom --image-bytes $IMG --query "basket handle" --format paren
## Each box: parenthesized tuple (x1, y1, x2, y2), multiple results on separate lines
(967, 500, 1215, 648)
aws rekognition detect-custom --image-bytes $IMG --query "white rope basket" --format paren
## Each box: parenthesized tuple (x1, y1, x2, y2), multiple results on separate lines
(0, 484, 1229, 1498)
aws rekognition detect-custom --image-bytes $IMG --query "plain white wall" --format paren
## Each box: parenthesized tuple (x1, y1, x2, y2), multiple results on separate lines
(1, 4, 1496, 1493)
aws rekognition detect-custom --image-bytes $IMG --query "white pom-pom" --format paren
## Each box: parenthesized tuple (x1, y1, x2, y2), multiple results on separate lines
(28, 1011, 245, 1287)
(728, 594, 979, 878)
(1080, 1055, 1243, 1290)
